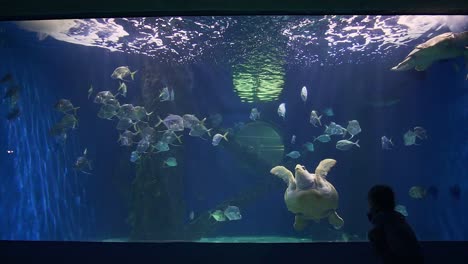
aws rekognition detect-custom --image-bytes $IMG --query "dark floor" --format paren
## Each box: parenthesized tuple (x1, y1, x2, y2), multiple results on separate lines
(1, 241, 467, 263)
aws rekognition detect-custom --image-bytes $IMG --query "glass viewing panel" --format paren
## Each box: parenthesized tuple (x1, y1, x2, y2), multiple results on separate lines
(0, 15, 467, 242)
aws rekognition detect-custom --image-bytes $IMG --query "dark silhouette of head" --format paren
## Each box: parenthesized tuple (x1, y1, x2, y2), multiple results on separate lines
(368, 185, 396, 212)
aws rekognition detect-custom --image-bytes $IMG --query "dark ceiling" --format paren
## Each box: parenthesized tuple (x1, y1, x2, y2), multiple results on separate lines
(0, 0, 467, 20)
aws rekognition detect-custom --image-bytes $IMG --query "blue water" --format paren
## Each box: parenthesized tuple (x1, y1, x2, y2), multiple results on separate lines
(0, 17, 467, 242)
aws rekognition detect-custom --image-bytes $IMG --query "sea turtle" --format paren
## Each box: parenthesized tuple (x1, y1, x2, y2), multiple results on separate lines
(270, 158, 344, 231)
(391, 31, 468, 71)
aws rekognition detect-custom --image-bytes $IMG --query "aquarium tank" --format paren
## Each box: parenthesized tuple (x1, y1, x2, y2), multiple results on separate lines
(0, 15, 467, 242)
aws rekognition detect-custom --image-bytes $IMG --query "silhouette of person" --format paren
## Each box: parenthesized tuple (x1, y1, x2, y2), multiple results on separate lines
(367, 185, 424, 264)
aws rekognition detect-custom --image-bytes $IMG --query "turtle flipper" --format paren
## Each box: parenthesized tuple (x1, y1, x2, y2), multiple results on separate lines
(271, 166, 295, 187)
(293, 215, 308, 231)
(315, 159, 337, 178)
(328, 211, 344, 230)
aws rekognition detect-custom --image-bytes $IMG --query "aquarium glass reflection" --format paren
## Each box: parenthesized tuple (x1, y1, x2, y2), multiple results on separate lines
(0, 15, 467, 242)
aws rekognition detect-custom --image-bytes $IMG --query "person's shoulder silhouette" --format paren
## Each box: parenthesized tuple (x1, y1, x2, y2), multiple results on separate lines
(367, 185, 424, 264)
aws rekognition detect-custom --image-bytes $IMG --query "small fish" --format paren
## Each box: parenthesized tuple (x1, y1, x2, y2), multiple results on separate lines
(87, 85, 93, 99)
(156, 114, 185, 131)
(278, 103, 286, 119)
(54, 99, 80, 115)
(212, 132, 229, 146)
(189, 211, 195, 221)
(413, 126, 428, 140)
(117, 117, 138, 131)
(300, 86, 307, 102)
(304, 142, 314, 152)
(136, 138, 150, 153)
(409, 186, 426, 199)
(314, 134, 331, 143)
(381, 136, 394, 150)
(395, 205, 408, 217)
(323, 107, 334, 117)
(346, 120, 361, 139)
(336, 139, 360, 151)
(224, 205, 242, 221)
(94, 91, 116, 104)
(59, 114, 79, 130)
(286, 151, 301, 159)
(74, 148, 92, 174)
(117, 82, 127, 97)
(152, 141, 170, 153)
(170, 89, 175, 101)
(161, 130, 183, 145)
(291, 135, 296, 144)
(111, 66, 137, 81)
(210, 210, 227, 222)
(189, 123, 212, 139)
(309, 110, 322, 127)
(324, 122, 347, 137)
(403, 130, 418, 146)
(159, 87, 173, 102)
(249, 108, 261, 121)
(118, 130, 136, 146)
(163, 157, 178, 167)
(97, 104, 118, 120)
(183, 114, 202, 129)
(130, 151, 140, 163)
(131, 106, 153, 121)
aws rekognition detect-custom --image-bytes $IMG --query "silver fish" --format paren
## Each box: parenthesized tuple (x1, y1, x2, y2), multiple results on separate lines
(118, 130, 136, 146)
(413, 126, 428, 140)
(381, 136, 394, 150)
(116, 117, 137, 131)
(94, 91, 115, 104)
(278, 103, 286, 119)
(291, 135, 296, 144)
(314, 134, 331, 143)
(212, 132, 229, 146)
(189, 122, 212, 139)
(304, 142, 314, 152)
(131, 106, 152, 121)
(116, 104, 134, 119)
(87, 85, 93, 99)
(249, 108, 261, 121)
(310, 110, 322, 127)
(160, 130, 183, 145)
(336, 139, 360, 151)
(117, 82, 127, 97)
(324, 122, 347, 137)
(153, 141, 170, 153)
(224, 206, 242, 221)
(301, 86, 307, 102)
(346, 120, 361, 139)
(183, 114, 202, 129)
(163, 157, 177, 167)
(111, 66, 137, 81)
(286, 151, 301, 159)
(54, 99, 79, 115)
(97, 104, 117, 120)
(159, 87, 174, 102)
(403, 130, 418, 146)
(136, 138, 150, 153)
(156, 114, 184, 131)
